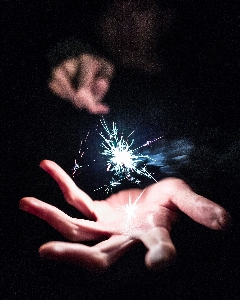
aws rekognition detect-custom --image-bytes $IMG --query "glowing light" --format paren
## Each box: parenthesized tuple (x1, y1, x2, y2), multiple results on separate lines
(99, 118, 162, 184)
(72, 117, 193, 194)
(118, 189, 146, 225)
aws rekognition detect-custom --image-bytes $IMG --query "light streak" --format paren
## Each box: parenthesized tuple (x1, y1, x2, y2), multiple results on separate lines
(72, 131, 90, 177)
(118, 189, 146, 225)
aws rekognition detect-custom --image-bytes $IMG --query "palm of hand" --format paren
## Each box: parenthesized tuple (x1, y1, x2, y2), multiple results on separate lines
(95, 186, 178, 236)
(20, 160, 229, 271)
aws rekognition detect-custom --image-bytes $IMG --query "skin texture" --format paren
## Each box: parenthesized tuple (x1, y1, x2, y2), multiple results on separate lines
(49, 54, 115, 114)
(20, 160, 230, 271)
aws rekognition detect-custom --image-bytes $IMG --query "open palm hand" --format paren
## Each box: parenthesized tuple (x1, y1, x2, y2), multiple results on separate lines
(20, 160, 230, 271)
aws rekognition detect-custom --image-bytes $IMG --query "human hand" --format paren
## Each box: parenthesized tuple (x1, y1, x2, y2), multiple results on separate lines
(49, 54, 114, 114)
(20, 160, 230, 271)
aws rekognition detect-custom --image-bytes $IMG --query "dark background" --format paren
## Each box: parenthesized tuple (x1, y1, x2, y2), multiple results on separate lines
(1, 1, 240, 299)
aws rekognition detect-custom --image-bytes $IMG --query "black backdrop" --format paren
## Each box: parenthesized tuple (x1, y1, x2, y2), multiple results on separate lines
(2, 1, 240, 299)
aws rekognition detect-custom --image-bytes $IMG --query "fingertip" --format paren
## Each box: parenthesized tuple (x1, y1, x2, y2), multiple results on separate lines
(19, 197, 28, 211)
(39, 160, 59, 175)
(39, 159, 53, 169)
(145, 244, 176, 270)
(218, 210, 232, 230)
(39, 241, 53, 252)
(91, 104, 110, 115)
(39, 242, 56, 259)
(39, 160, 48, 170)
(39, 242, 71, 261)
(19, 197, 34, 210)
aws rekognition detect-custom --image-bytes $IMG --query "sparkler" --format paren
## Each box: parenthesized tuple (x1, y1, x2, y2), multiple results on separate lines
(73, 118, 192, 194)
(73, 118, 163, 192)
(99, 118, 162, 186)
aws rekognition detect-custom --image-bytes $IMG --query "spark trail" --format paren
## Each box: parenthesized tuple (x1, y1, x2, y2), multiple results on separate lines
(72, 131, 90, 177)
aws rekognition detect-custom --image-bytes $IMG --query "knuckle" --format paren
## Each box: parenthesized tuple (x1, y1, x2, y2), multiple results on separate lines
(65, 228, 79, 241)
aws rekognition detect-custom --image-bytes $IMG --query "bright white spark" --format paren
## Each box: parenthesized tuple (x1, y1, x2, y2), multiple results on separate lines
(94, 177, 122, 194)
(99, 118, 161, 184)
(72, 159, 82, 177)
(72, 118, 163, 194)
(118, 189, 146, 225)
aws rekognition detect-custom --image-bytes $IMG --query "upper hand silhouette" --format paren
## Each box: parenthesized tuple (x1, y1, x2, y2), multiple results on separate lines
(49, 54, 114, 114)
(20, 160, 230, 271)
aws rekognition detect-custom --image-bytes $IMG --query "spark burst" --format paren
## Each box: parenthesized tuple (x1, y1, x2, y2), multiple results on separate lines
(99, 118, 162, 186)
(73, 118, 165, 194)
(72, 118, 193, 195)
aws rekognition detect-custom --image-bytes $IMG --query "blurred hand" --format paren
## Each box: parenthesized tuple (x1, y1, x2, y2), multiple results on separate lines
(49, 54, 114, 114)
(20, 160, 230, 271)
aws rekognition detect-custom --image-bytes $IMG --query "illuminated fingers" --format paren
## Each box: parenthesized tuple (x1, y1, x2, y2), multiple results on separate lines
(20, 197, 108, 241)
(39, 241, 109, 271)
(40, 160, 96, 220)
(165, 178, 231, 230)
(39, 235, 134, 271)
(140, 227, 176, 269)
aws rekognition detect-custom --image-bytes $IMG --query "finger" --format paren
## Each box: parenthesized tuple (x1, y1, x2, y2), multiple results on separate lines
(140, 227, 176, 269)
(50, 67, 76, 100)
(93, 58, 114, 103)
(166, 178, 231, 230)
(78, 54, 101, 88)
(61, 58, 79, 77)
(74, 88, 109, 114)
(74, 55, 111, 114)
(39, 235, 134, 271)
(20, 197, 107, 241)
(93, 78, 110, 102)
(49, 79, 73, 100)
(40, 160, 96, 220)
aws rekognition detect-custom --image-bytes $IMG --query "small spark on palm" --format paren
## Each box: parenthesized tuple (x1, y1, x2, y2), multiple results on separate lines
(118, 188, 146, 225)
